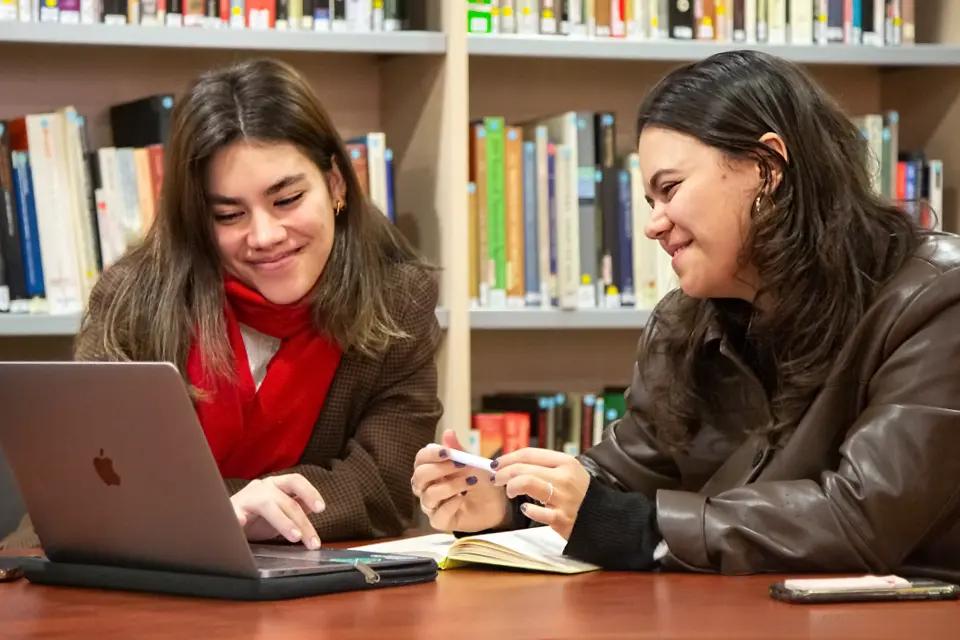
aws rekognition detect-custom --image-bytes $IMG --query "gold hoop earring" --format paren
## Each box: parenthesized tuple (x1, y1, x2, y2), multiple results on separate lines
(335, 200, 344, 216)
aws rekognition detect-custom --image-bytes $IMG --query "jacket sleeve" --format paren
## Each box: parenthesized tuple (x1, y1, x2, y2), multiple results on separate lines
(656, 272, 960, 575)
(223, 270, 443, 541)
(578, 324, 683, 498)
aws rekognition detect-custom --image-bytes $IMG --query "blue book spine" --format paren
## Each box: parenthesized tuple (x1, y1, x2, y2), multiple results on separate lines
(618, 169, 635, 306)
(547, 145, 557, 308)
(521, 141, 539, 307)
(384, 148, 395, 224)
(11, 151, 44, 298)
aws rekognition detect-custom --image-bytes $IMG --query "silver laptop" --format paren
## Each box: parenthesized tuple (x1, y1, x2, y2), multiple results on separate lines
(0, 361, 388, 580)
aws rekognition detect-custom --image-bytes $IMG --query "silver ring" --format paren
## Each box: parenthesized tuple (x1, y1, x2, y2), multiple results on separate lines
(545, 481, 554, 506)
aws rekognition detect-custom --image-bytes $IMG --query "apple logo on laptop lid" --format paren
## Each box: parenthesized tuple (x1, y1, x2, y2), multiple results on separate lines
(93, 449, 121, 486)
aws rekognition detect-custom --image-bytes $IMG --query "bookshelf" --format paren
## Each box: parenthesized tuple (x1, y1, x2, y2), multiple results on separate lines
(0, 22, 446, 54)
(4, 2, 960, 443)
(468, 33, 960, 66)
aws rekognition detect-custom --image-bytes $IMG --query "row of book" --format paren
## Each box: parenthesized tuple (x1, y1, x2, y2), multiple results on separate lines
(0, 0, 412, 31)
(468, 1, 917, 47)
(469, 111, 677, 312)
(853, 111, 943, 231)
(0, 96, 396, 315)
(466, 388, 628, 459)
(468, 109, 943, 313)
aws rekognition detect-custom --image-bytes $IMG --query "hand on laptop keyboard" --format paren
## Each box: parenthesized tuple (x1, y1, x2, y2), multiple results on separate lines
(230, 473, 326, 550)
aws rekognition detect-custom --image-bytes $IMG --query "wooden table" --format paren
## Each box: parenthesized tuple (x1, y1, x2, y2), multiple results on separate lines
(1, 552, 958, 639)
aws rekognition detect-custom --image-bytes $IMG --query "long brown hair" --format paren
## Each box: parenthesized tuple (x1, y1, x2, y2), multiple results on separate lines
(80, 57, 433, 381)
(636, 50, 923, 449)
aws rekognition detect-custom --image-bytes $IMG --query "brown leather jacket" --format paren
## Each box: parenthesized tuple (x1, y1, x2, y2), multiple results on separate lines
(581, 232, 960, 578)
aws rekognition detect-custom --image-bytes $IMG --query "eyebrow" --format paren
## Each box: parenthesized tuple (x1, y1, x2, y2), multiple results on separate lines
(208, 173, 307, 205)
(648, 168, 679, 192)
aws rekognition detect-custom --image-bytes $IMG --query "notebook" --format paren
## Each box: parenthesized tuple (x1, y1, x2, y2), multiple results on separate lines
(350, 526, 601, 575)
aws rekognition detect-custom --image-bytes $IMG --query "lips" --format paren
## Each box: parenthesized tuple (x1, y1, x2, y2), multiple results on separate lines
(250, 247, 302, 266)
(665, 241, 692, 257)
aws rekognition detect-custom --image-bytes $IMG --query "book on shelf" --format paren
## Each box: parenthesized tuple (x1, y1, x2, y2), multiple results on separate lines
(467, 0, 916, 48)
(0, 0, 418, 31)
(0, 94, 396, 315)
(469, 107, 943, 315)
(464, 387, 628, 460)
(351, 525, 601, 575)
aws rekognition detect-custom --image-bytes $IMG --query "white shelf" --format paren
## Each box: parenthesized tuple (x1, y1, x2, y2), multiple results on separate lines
(0, 313, 80, 336)
(468, 34, 960, 66)
(0, 308, 451, 337)
(470, 308, 651, 330)
(0, 23, 446, 55)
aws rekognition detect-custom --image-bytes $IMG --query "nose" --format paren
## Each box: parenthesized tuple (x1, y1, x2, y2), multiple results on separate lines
(645, 202, 672, 240)
(247, 209, 286, 249)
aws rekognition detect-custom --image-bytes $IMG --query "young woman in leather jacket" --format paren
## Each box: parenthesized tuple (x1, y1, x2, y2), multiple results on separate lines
(412, 49, 960, 578)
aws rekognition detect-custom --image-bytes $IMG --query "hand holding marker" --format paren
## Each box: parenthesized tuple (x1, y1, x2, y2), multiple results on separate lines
(425, 443, 495, 472)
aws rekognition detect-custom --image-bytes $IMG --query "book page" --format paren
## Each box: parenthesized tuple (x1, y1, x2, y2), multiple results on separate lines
(454, 527, 600, 574)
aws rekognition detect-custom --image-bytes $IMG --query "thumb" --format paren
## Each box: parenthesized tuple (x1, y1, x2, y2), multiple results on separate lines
(441, 428, 465, 451)
(234, 506, 249, 528)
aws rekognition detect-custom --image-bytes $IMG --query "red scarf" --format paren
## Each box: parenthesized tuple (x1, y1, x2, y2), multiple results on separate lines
(186, 275, 343, 480)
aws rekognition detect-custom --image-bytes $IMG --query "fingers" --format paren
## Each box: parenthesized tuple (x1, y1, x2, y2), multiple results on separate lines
(518, 502, 560, 528)
(410, 458, 468, 496)
(239, 478, 322, 550)
(503, 473, 555, 504)
(494, 462, 554, 488)
(413, 443, 456, 468)
(270, 488, 322, 550)
(420, 472, 486, 511)
(270, 474, 326, 514)
(440, 428, 463, 450)
(494, 447, 572, 470)
(428, 493, 465, 531)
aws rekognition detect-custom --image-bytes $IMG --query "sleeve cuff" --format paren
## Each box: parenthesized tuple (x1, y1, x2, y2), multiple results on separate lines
(562, 476, 661, 571)
(655, 489, 711, 571)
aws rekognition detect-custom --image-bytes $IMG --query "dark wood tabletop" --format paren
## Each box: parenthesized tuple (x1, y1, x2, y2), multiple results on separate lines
(1, 556, 959, 639)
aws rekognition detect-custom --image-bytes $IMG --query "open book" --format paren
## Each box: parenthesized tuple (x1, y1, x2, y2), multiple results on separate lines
(350, 526, 600, 575)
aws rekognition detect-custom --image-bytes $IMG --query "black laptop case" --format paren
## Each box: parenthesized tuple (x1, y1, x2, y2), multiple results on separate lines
(1, 549, 438, 601)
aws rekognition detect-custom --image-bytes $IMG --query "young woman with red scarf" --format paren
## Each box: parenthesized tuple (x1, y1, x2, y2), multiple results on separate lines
(0, 58, 442, 551)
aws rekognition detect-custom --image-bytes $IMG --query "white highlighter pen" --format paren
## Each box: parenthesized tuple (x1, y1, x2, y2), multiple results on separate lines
(426, 443, 495, 472)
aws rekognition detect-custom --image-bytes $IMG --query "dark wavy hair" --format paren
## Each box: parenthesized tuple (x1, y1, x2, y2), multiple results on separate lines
(636, 50, 923, 450)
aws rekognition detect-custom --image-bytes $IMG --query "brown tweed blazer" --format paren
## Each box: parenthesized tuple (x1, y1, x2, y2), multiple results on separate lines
(0, 260, 443, 550)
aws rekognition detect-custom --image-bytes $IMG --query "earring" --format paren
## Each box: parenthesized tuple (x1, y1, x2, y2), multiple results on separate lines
(335, 200, 344, 216)
(754, 194, 763, 214)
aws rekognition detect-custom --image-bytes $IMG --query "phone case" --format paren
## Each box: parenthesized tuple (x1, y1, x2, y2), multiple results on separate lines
(770, 576, 960, 604)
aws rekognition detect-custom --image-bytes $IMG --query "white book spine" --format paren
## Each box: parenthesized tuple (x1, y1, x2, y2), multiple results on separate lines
(25, 113, 84, 315)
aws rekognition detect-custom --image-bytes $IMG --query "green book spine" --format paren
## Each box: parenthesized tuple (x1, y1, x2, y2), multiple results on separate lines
(484, 116, 507, 292)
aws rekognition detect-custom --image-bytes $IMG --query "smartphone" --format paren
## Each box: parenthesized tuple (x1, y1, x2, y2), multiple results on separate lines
(770, 575, 960, 604)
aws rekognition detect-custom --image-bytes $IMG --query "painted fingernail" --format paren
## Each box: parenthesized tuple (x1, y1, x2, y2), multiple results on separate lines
(291, 528, 302, 541)
(466, 476, 477, 486)
(490, 459, 499, 469)
(453, 461, 466, 468)
(520, 504, 528, 513)
(438, 448, 448, 458)
(490, 474, 496, 482)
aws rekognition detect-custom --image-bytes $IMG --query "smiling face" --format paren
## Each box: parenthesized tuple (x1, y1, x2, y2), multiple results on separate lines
(639, 126, 763, 302)
(206, 140, 345, 305)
